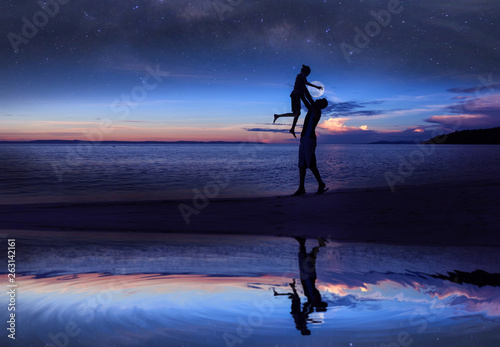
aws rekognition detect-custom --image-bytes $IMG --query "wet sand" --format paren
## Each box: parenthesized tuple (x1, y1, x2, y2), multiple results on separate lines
(1, 180, 499, 247)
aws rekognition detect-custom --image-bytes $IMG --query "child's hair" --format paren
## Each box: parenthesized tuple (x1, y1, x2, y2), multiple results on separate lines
(301, 65, 311, 74)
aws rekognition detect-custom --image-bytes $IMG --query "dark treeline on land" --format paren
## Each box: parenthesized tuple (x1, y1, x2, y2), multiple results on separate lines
(424, 127, 500, 145)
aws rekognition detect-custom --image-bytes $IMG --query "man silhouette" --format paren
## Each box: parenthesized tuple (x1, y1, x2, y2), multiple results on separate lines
(292, 98, 329, 196)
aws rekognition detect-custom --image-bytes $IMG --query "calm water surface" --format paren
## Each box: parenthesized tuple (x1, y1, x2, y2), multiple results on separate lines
(1, 232, 499, 346)
(1, 143, 499, 203)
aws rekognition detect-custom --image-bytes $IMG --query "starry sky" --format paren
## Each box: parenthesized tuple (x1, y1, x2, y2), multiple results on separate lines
(1, 0, 500, 143)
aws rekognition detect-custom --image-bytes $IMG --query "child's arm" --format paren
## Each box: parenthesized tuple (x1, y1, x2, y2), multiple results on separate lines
(306, 81, 323, 90)
(303, 75, 322, 90)
(273, 288, 293, 296)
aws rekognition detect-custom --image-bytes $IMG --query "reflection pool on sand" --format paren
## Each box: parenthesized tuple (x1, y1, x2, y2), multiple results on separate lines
(1, 231, 500, 346)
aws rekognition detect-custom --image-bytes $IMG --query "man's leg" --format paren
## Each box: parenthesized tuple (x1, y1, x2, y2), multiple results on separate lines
(309, 149, 328, 194)
(310, 166, 322, 185)
(294, 142, 307, 196)
(292, 166, 307, 196)
(295, 236, 307, 252)
(310, 166, 327, 193)
(310, 166, 327, 194)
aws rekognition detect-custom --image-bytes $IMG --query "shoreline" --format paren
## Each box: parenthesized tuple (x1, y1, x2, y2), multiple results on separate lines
(1, 180, 499, 247)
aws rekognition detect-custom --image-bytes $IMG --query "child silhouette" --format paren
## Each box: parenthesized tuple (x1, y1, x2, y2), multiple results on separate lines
(274, 65, 323, 138)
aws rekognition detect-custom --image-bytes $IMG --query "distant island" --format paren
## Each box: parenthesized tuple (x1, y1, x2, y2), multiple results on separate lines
(423, 126, 500, 145)
(0, 140, 263, 145)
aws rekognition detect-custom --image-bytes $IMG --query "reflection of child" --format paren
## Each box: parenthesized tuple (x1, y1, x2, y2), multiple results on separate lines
(273, 65, 323, 138)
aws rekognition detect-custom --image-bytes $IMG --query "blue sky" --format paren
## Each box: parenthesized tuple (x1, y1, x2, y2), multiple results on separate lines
(2, 0, 500, 143)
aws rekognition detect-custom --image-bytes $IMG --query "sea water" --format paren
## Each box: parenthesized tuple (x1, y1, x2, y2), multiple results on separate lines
(0, 143, 499, 204)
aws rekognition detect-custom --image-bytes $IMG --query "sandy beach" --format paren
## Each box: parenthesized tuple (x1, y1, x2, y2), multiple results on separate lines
(1, 180, 499, 247)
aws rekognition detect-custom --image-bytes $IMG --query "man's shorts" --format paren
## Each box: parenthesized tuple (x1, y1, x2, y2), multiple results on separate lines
(298, 137, 317, 168)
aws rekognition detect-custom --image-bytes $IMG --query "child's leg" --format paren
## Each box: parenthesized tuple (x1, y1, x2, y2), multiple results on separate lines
(289, 111, 300, 138)
(275, 93, 300, 124)
(273, 112, 295, 123)
(289, 94, 312, 137)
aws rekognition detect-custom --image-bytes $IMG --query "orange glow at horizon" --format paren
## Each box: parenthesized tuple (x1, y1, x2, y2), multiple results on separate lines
(0, 123, 293, 143)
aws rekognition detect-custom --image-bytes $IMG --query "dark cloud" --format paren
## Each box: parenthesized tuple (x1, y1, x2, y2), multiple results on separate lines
(447, 94, 500, 116)
(425, 114, 498, 131)
(444, 78, 500, 130)
(447, 83, 500, 94)
(323, 99, 402, 117)
(427, 92, 500, 130)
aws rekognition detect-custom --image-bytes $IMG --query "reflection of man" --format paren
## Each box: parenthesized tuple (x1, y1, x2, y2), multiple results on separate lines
(273, 237, 328, 335)
(296, 237, 328, 309)
(292, 98, 329, 196)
